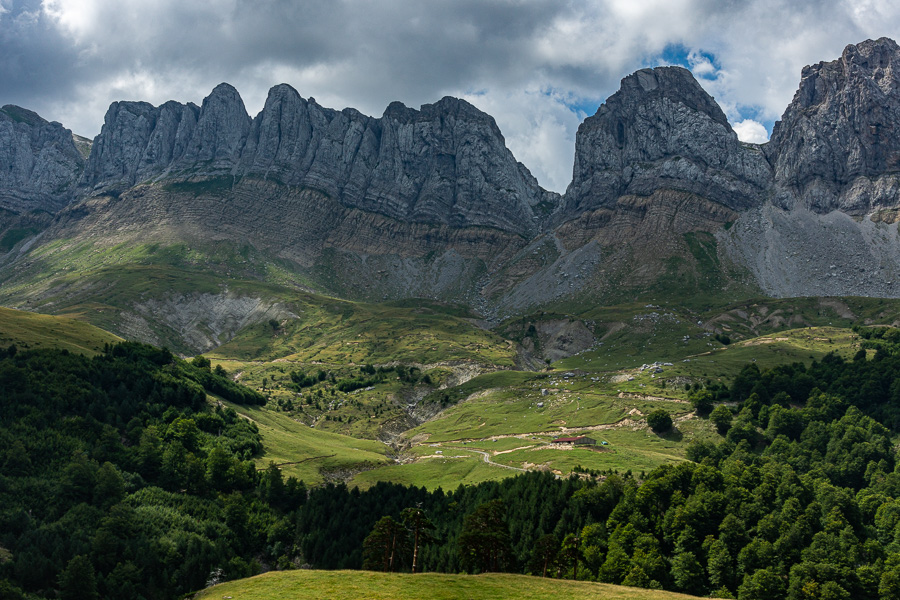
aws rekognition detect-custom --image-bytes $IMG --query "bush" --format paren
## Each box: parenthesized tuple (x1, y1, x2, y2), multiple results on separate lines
(709, 405, 733, 434)
(690, 389, 714, 415)
(647, 409, 673, 433)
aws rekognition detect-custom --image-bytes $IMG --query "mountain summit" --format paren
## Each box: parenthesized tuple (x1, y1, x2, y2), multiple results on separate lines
(564, 65, 771, 217)
(768, 37, 900, 214)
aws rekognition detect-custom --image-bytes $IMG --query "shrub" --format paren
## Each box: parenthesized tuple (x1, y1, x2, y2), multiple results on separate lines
(647, 409, 673, 433)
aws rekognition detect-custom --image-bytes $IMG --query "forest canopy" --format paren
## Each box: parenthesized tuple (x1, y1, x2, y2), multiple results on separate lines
(4, 333, 900, 599)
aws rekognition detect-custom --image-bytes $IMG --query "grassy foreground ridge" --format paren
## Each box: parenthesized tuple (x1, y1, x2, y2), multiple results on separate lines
(0, 306, 122, 355)
(196, 570, 723, 600)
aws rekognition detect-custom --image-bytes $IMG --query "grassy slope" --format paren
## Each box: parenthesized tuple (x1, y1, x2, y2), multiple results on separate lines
(0, 306, 121, 355)
(542, 296, 900, 372)
(220, 401, 390, 486)
(204, 301, 519, 442)
(0, 234, 319, 353)
(195, 570, 721, 600)
(203, 291, 882, 490)
(210, 297, 516, 366)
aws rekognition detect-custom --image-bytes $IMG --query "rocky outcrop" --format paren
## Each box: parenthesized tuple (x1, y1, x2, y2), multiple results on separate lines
(0, 105, 85, 213)
(79, 83, 249, 193)
(562, 66, 772, 216)
(80, 84, 555, 235)
(240, 86, 555, 234)
(767, 37, 900, 214)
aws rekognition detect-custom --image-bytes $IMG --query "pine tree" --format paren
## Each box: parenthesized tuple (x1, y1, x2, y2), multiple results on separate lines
(363, 516, 409, 572)
(58, 555, 98, 600)
(458, 499, 511, 573)
(401, 506, 436, 573)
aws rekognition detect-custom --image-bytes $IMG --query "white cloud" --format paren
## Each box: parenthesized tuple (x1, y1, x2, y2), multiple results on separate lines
(687, 51, 717, 79)
(733, 119, 770, 144)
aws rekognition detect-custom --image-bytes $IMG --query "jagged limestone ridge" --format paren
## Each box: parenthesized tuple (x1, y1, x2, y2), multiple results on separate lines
(79, 84, 556, 236)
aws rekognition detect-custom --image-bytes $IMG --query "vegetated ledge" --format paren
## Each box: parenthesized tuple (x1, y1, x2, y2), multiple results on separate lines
(194, 570, 724, 600)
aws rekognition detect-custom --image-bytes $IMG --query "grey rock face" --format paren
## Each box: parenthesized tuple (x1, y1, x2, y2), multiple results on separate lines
(81, 83, 554, 235)
(0, 105, 85, 213)
(768, 37, 900, 213)
(79, 85, 252, 193)
(563, 66, 772, 216)
(185, 83, 251, 170)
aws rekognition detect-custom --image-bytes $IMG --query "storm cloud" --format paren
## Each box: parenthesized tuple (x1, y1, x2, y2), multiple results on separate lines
(1, 0, 898, 192)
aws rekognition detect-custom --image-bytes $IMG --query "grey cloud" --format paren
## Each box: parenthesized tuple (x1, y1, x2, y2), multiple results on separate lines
(0, 2, 83, 107)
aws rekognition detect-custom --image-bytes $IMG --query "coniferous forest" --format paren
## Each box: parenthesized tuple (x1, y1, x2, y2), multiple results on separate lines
(6, 335, 900, 599)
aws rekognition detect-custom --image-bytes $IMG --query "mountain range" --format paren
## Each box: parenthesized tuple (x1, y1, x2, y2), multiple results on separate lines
(2, 37, 900, 353)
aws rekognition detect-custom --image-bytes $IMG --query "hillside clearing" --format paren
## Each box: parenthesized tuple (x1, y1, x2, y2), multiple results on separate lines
(194, 570, 723, 600)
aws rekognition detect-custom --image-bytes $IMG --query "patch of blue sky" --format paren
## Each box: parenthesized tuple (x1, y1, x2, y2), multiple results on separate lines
(651, 43, 722, 80)
(652, 43, 693, 70)
(734, 104, 776, 131)
(538, 87, 600, 119)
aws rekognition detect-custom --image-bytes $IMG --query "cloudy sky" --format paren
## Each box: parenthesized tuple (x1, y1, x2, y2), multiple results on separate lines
(2, 0, 899, 192)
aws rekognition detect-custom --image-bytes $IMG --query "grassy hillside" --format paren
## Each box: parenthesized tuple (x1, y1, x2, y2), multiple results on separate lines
(209, 324, 868, 491)
(196, 570, 722, 600)
(203, 299, 519, 443)
(0, 233, 320, 354)
(512, 296, 900, 372)
(204, 318, 872, 491)
(220, 400, 391, 485)
(0, 306, 121, 355)
(210, 296, 516, 366)
(0, 232, 519, 362)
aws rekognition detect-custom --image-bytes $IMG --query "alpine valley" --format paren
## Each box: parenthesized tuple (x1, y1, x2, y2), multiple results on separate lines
(6, 37, 900, 600)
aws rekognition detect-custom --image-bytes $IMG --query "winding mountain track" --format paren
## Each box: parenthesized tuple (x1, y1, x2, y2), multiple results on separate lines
(460, 448, 528, 472)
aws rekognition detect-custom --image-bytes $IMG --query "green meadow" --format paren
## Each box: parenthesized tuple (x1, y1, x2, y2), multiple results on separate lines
(195, 570, 727, 600)
(207, 322, 868, 490)
(220, 401, 390, 485)
(0, 306, 122, 355)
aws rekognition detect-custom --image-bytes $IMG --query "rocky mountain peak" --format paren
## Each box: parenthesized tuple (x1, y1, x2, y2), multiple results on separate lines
(0, 104, 85, 214)
(768, 37, 900, 213)
(1, 105, 47, 128)
(78, 83, 552, 234)
(184, 83, 251, 169)
(382, 100, 416, 120)
(612, 66, 730, 128)
(563, 66, 771, 215)
(421, 96, 489, 118)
